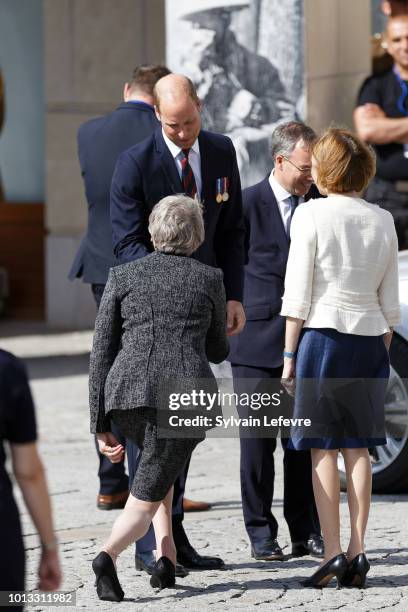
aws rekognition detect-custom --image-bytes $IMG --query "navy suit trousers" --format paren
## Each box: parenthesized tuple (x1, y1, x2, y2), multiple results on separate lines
(231, 363, 320, 544)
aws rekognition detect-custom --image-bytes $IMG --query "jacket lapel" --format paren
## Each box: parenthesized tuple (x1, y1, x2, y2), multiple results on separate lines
(260, 179, 289, 255)
(154, 129, 183, 193)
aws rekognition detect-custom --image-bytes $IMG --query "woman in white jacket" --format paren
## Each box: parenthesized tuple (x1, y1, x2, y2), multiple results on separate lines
(281, 128, 400, 589)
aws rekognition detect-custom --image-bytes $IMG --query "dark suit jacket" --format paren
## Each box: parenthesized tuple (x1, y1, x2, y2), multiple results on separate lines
(69, 102, 159, 284)
(229, 178, 318, 368)
(110, 128, 245, 301)
(89, 252, 229, 434)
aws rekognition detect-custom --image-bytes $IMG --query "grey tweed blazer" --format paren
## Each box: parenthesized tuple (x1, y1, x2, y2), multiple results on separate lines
(89, 251, 229, 433)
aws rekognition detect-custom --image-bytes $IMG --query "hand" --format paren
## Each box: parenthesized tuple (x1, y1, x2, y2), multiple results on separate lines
(96, 432, 125, 463)
(226, 300, 246, 336)
(383, 330, 393, 352)
(281, 357, 296, 397)
(38, 549, 61, 591)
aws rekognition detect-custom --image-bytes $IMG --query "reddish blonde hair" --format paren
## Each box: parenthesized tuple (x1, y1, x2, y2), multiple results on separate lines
(313, 128, 376, 193)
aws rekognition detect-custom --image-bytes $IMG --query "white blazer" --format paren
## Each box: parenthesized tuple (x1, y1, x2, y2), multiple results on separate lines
(281, 195, 401, 335)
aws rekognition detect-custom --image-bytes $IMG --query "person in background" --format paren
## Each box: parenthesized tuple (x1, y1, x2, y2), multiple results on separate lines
(90, 196, 229, 602)
(355, 14, 408, 249)
(371, 1, 408, 75)
(0, 350, 61, 609)
(228, 121, 323, 563)
(381, 0, 408, 16)
(281, 128, 400, 588)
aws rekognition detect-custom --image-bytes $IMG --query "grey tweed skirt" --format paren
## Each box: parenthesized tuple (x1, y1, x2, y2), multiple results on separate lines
(110, 407, 202, 502)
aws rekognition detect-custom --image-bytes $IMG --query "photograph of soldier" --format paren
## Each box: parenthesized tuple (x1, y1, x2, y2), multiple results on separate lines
(166, 0, 303, 186)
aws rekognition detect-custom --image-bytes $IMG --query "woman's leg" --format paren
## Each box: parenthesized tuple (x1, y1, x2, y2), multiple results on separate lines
(103, 494, 161, 562)
(311, 448, 342, 562)
(341, 447, 371, 560)
(152, 486, 177, 565)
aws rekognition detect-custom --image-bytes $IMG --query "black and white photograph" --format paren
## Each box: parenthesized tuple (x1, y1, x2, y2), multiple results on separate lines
(166, 0, 304, 185)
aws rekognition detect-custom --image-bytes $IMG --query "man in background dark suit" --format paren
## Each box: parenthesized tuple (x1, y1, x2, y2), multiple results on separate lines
(229, 121, 324, 562)
(110, 73, 246, 569)
(69, 65, 170, 307)
(69, 65, 174, 569)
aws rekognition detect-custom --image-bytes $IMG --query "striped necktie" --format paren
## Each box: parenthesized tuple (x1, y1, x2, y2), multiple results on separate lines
(181, 148, 197, 198)
(287, 195, 299, 237)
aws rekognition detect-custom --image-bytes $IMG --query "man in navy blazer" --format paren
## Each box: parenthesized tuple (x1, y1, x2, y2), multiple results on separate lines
(111, 76, 245, 309)
(69, 65, 170, 305)
(110, 73, 246, 569)
(229, 122, 323, 561)
(69, 65, 172, 566)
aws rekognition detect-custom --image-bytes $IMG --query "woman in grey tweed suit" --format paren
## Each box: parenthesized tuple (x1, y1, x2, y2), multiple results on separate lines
(89, 195, 229, 601)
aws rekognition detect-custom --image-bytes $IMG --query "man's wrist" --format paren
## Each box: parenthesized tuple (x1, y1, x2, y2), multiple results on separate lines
(283, 350, 296, 359)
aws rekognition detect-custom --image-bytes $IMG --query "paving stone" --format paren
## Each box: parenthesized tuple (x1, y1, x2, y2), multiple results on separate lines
(2, 325, 408, 611)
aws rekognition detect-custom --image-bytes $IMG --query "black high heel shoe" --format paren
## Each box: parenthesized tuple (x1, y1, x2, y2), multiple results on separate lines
(150, 556, 176, 590)
(92, 551, 124, 602)
(341, 553, 370, 588)
(301, 553, 348, 589)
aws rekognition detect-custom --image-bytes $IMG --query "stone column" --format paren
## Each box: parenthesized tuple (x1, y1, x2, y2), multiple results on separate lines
(304, 0, 371, 133)
(44, 0, 165, 327)
(44, 0, 371, 328)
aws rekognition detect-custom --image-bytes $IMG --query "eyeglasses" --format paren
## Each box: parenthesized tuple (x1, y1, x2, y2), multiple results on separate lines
(283, 156, 312, 174)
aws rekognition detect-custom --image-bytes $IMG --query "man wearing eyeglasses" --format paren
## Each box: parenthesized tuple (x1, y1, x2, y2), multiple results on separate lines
(228, 121, 323, 562)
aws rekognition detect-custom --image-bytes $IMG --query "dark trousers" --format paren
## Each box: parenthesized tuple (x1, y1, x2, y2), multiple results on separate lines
(231, 363, 320, 544)
(127, 437, 191, 553)
(92, 283, 129, 495)
(365, 176, 408, 250)
(1, 504, 25, 612)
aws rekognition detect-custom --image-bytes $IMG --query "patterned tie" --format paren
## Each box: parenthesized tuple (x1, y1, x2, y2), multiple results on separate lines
(181, 148, 197, 198)
(287, 195, 299, 238)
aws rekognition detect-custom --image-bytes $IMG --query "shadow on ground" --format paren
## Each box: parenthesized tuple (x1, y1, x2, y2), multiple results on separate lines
(23, 353, 90, 380)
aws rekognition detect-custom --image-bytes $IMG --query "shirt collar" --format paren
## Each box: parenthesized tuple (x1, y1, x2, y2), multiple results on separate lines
(269, 170, 293, 203)
(126, 100, 154, 110)
(161, 129, 200, 159)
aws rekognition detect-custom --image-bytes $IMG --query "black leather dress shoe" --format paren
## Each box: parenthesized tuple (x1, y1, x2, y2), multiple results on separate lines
(292, 535, 324, 558)
(135, 551, 156, 574)
(177, 544, 225, 570)
(251, 538, 284, 561)
(135, 551, 188, 578)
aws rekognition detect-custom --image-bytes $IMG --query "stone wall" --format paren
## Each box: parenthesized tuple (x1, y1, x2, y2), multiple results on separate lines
(44, 0, 370, 328)
(304, 0, 371, 134)
(44, 0, 165, 327)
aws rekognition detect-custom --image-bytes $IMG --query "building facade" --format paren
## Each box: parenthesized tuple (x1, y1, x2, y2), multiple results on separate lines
(0, 0, 371, 327)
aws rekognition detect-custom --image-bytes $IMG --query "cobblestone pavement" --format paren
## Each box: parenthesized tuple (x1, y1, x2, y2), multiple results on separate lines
(2, 324, 408, 611)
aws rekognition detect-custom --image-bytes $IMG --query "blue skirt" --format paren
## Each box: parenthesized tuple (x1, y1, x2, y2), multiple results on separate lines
(288, 328, 389, 450)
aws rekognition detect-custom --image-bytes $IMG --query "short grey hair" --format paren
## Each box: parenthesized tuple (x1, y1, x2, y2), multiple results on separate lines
(148, 195, 205, 256)
(270, 121, 317, 160)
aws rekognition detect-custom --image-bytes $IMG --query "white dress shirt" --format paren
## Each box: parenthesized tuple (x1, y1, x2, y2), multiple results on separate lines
(281, 195, 401, 335)
(161, 129, 202, 197)
(269, 170, 304, 234)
